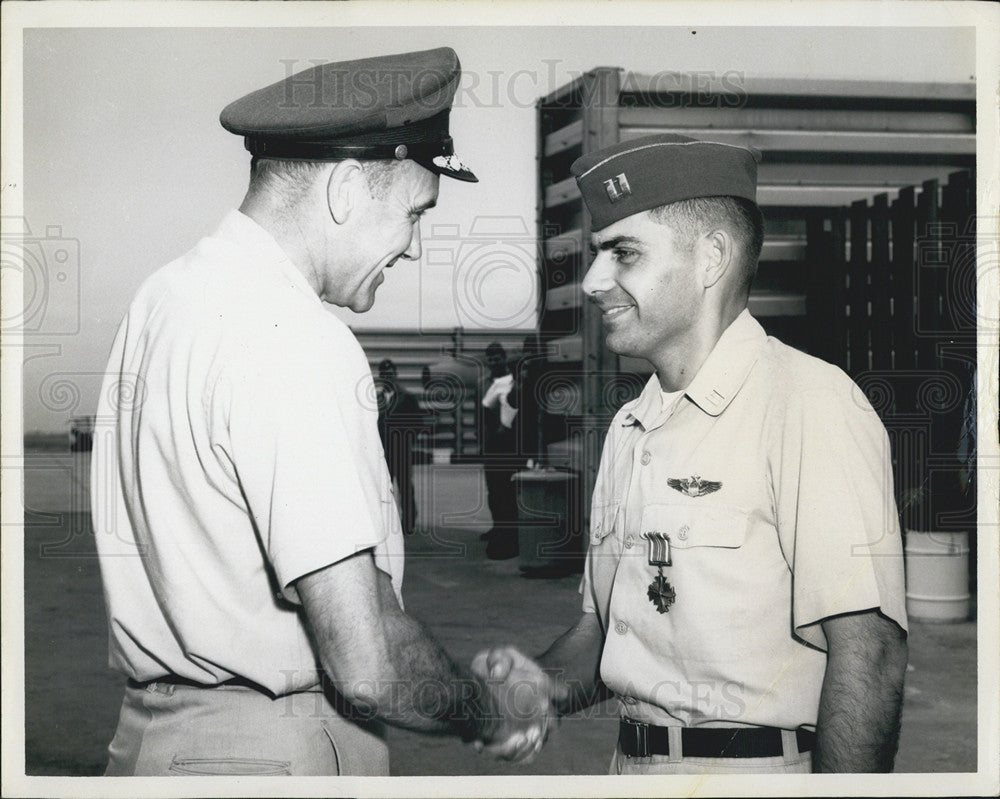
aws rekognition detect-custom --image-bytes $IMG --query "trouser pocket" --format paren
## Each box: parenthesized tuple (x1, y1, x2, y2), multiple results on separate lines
(168, 756, 291, 776)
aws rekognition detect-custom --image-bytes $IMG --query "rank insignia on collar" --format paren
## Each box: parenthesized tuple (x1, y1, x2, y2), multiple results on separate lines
(667, 475, 722, 497)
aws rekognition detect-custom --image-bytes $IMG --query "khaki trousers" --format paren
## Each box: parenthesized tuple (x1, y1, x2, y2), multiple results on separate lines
(105, 681, 389, 776)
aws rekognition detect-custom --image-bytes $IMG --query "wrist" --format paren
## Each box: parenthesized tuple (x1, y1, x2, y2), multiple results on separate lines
(453, 672, 502, 743)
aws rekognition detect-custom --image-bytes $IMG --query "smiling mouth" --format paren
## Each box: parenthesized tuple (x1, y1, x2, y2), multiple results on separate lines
(600, 305, 634, 320)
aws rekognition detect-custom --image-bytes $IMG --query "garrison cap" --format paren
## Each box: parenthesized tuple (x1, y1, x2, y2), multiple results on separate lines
(220, 47, 477, 182)
(571, 133, 759, 231)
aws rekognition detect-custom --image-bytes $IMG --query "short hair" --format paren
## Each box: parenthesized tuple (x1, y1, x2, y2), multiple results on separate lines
(378, 358, 397, 378)
(649, 196, 764, 295)
(247, 157, 403, 206)
(485, 342, 506, 361)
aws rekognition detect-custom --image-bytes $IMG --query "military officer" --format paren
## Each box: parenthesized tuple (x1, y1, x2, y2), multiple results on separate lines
(478, 133, 908, 774)
(92, 47, 563, 776)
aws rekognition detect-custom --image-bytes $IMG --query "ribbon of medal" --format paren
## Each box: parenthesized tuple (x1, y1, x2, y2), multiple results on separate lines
(646, 532, 675, 613)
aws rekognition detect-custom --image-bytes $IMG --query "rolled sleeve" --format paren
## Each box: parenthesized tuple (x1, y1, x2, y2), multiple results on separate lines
(774, 382, 908, 650)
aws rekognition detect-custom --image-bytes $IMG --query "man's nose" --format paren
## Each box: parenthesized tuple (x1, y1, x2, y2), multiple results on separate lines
(401, 221, 422, 261)
(581, 251, 615, 297)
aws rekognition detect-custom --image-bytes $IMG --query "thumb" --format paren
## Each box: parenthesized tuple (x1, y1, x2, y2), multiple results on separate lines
(486, 647, 517, 681)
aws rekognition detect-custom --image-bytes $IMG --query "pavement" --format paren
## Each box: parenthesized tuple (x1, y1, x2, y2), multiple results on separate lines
(17, 451, 979, 777)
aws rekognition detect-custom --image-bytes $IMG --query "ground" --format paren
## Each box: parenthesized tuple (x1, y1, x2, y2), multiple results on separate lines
(19, 452, 978, 778)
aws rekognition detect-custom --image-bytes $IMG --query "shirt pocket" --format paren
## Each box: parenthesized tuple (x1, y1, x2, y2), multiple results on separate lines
(589, 500, 621, 547)
(638, 503, 748, 550)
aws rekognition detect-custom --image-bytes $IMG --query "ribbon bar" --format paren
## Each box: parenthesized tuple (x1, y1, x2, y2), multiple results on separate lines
(646, 532, 671, 567)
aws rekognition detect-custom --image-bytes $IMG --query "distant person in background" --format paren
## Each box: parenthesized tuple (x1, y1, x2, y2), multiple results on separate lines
(507, 334, 546, 466)
(480, 341, 520, 559)
(376, 358, 422, 535)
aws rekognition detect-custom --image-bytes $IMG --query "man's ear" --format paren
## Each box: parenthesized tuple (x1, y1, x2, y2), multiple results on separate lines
(700, 228, 735, 290)
(326, 159, 366, 225)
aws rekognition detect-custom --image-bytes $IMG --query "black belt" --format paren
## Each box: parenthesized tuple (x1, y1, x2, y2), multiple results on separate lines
(619, 718, 816, 759)
(128, 674, 271, 695)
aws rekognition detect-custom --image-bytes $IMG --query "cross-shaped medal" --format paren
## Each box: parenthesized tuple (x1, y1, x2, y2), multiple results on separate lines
(646, 532, 675, 613)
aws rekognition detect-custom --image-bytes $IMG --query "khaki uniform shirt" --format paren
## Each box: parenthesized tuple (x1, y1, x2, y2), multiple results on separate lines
(581, 310, 907, 730)
(92, 211, 404, 695)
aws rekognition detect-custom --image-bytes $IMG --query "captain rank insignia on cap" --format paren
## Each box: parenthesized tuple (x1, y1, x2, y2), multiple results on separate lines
(604, 173, 632, 203)
(219, 47, 477, 182)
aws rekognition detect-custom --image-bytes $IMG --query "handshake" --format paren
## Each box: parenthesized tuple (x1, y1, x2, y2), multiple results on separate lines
(468, 646, 570, 763)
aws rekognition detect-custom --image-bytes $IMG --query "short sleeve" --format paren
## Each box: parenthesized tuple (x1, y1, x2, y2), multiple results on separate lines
(226, 325, 391, 603)
(773, 380, 908, 650)
(580, 422, 628, 619)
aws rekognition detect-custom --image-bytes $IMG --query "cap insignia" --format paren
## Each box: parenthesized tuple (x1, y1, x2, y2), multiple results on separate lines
(604, 172, 632, 203)
(433, 153, 469, 173)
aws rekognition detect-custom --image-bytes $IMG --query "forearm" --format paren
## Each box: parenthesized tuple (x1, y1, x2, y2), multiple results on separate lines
(299, 556, 501, 741)
(814, 612, 908, 772)
(373, 600, 502, 741)
(537, 612, 609, 716)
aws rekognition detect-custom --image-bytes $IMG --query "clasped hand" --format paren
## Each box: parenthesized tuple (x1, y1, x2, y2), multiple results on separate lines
(469, 646, 568, 763)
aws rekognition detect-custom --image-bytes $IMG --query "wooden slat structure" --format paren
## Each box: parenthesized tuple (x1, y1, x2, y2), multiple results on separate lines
(536, 68, 975, 527)
(804, 170, 977, 534)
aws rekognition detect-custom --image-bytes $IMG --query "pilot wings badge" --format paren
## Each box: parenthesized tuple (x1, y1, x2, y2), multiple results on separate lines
(667, 475, 722, 498)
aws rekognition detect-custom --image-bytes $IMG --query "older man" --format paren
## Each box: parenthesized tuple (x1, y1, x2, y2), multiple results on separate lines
(480, 133, 908, 773)
(92, 48, 561, 776)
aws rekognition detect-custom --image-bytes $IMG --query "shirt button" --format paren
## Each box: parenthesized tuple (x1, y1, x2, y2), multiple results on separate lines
(678, 525, 689, 541)
(614, 621, 629, 635)
(640, 451, 652, 465)
(624, 535, 635, 549)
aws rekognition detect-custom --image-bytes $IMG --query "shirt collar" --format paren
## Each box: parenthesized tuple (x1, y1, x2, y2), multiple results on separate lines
(621, 374, 664, 429)
(214, 210, 322, 305)
(622, 309, 767, 427)
(684, 309, 766, 416)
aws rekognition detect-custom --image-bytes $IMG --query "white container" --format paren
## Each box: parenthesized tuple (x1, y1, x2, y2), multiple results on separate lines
(904, 530, 970, 623)
(431, 448, 453, 465)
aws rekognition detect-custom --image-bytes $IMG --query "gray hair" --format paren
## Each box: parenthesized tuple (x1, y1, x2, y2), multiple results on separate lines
(247, 158, 403, 208)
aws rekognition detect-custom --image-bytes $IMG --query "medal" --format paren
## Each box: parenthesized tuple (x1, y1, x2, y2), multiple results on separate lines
(646, 532, 675, 613)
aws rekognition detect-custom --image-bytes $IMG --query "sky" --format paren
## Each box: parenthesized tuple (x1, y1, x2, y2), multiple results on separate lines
(3, 5, 984, 431)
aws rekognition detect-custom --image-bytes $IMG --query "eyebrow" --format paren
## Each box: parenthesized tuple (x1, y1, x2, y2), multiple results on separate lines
(590, 235, 643, 252)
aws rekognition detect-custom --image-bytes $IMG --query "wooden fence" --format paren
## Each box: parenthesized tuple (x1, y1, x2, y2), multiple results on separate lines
(805, 170, 977, 536)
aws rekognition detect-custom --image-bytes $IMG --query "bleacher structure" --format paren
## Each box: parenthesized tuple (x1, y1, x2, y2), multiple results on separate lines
(355, 328, 533, 461)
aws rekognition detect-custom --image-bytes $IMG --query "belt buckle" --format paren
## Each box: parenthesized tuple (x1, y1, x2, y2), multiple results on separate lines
(622, 717, 650, 758)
